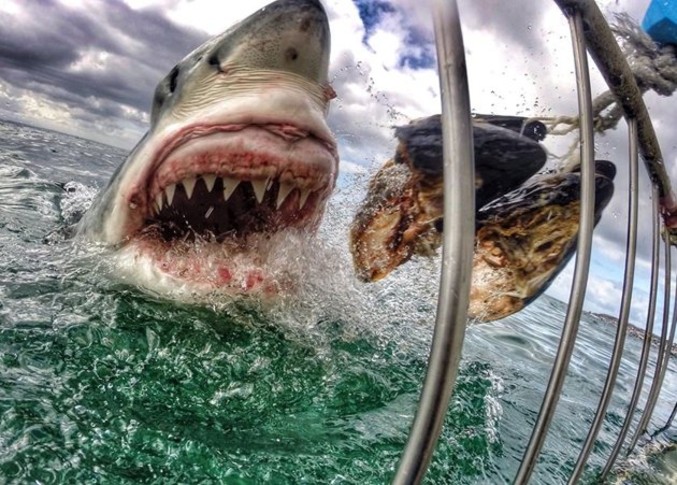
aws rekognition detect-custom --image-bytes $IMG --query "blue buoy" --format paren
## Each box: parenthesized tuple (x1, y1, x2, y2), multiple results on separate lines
(643, 0, 677, 45)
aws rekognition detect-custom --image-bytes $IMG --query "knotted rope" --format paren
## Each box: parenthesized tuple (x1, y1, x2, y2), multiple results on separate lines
(540, 13, 677, 137)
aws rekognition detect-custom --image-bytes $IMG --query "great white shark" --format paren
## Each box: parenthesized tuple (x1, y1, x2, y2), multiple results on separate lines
(77, 0, 338, 295)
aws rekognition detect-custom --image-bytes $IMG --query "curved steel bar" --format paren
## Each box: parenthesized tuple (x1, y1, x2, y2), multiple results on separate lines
(600, 187, 662, 480)
(627, 225, 673, 453)
(654, 248, 677, 401)
(391, 0, 475, 483)
(552, 0, 675, 227)
(513, 11, 596, 484)
(651, 398, 677, 437)
(659, 300, 677, 431)
(666, 400, 677, 430)
(567, 118, 640, 484)
(647, 266, 677, 438)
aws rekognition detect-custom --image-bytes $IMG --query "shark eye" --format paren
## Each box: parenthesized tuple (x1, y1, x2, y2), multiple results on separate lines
(168, 66, 180, 93)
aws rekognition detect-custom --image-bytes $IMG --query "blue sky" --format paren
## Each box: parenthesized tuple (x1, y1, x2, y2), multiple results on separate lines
(0, 0, 675, 334)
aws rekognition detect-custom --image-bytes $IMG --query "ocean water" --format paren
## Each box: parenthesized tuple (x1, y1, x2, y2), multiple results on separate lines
(0, 117, 676, 484)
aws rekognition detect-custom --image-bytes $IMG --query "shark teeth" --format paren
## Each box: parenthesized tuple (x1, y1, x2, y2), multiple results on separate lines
(276, 183, 295, 209)
(223, 177, 240, 202)
(151, 175, 320, 217)
(182, 178, 196, 199)
(155, 192, 163, 212)
(203, 174, 216, 192)
(165, 184, 176, 205)
(251, 178, 269, 204)
(299, 188, 311, 209)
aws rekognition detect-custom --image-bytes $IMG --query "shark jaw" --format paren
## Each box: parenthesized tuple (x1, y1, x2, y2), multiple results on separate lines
(77, 0, 338, 297)
(112, 76, 337, 296)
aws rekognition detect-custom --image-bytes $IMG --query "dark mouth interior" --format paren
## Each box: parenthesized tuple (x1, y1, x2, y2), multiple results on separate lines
(145, 175, 315, 242)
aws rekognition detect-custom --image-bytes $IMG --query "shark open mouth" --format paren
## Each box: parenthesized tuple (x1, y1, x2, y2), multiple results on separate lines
(119, 122, 338, 294)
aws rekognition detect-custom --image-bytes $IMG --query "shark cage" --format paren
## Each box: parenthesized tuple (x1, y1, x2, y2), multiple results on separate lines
(391, 0, 677, 483)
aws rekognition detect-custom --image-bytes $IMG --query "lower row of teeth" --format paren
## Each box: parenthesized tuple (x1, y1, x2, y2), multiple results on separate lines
(145, 175, 315, 215)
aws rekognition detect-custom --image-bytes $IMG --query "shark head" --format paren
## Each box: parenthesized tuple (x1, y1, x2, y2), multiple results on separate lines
(77, 0, 338, 295)
(469, 160, 616, 321)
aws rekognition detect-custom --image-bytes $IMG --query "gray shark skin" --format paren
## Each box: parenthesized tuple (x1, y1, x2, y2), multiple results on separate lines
(75, 0, 338, 294)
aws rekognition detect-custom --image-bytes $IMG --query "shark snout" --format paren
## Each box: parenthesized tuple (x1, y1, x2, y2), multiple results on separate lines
(149, 0, 333, 130)
(204, 0, 331, 85)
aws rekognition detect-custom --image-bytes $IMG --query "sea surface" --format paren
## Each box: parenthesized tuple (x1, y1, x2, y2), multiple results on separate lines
(0, 117, 676, 484)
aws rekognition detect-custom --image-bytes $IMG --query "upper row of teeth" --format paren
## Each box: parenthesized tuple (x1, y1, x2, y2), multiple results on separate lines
(147, 175, 314, 213)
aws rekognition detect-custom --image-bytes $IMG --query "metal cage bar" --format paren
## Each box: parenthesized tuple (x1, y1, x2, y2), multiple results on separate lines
(567, 118, 640, 484)
(630, 242, 677, 449)
(665, 400, 677, 431)
(397, 0, 674, 482)
(657, 283, 677, 429)
(513, 11, 597, 484)
(628, 226, 673, 453)
(390, 0, 475, 482)
(553, 0, 672, 210)
(600, 188, 662, 480)
(652, 397, 677, 437)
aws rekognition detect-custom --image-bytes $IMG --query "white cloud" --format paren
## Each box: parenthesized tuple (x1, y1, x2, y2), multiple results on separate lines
(0, 81, 73, 125)
(68, 49, 112, 73)
(164, 0, 270, 35)
(587, 273, 622, 314)
(340, 159, 368, 174)
(595, 235, 627, 263)
(0, 0, 21, 15)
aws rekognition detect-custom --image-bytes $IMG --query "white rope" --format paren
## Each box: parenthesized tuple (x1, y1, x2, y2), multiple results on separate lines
(540, 13, 677, 137)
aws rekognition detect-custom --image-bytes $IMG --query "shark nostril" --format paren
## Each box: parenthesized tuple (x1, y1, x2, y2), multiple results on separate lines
(285, 47, 299, 62)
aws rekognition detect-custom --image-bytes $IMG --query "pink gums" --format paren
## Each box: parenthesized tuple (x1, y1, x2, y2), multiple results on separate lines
(126, 123, 337, 219)
(118, 122, 337, 295)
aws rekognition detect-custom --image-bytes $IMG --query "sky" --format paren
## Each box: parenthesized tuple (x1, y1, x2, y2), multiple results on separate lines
(1, 0, 676, 334)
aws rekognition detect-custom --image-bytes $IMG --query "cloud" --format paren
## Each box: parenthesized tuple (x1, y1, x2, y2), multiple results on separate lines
(0, 0, 207, 146)
(1, 0, 440, 152)
(340, 159, 368, 174)
(587, 273, 622, 315)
